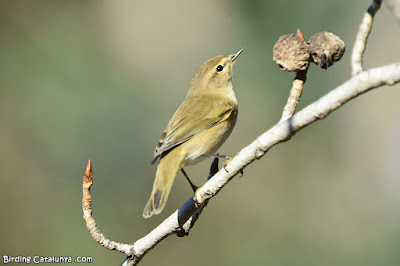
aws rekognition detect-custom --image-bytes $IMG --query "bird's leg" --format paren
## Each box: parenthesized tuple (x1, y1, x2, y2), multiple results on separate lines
(202, 153, 231, 171)
(181, 168, 198, 192)
(202, 153, 242, 175)
(202, 153, 230, 172)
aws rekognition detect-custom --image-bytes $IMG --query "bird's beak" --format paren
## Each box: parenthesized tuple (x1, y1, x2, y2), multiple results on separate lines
(231, 48, 244, 62)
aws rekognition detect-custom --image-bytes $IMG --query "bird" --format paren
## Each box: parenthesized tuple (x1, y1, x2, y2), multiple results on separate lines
(143, 49, 243, 218)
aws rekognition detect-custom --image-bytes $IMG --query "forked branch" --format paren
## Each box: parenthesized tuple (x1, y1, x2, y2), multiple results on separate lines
(82, 61, 400, 266)
(80, 1, 400, 265)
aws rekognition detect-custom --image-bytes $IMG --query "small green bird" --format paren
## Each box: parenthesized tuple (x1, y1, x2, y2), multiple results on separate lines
(143, 49, 243, 218)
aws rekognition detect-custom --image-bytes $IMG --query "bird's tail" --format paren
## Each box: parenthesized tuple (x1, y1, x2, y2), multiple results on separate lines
(143, 149, 183, 218)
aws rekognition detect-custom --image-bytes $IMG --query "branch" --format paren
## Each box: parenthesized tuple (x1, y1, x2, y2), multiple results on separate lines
(351, 0, 382, 75)
(120, 61, 399, 265)
(280, 69, 307, 121)
(279, 29, 308, 122)
(82, 160, 134, 255)
(82, 2, 397, 264)
(82, 158, 220, 265)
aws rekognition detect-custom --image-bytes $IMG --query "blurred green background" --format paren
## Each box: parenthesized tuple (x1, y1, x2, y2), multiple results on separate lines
(1, 0, 400, 265)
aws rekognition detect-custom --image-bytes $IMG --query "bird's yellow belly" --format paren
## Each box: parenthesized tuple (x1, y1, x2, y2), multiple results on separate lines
(180, 115, 237, 166)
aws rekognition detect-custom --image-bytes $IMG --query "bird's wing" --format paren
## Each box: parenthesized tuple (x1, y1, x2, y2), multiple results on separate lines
(151, 96, 236, 164)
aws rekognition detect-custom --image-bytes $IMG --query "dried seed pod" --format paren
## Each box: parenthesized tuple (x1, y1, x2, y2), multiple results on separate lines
(308, 32, 346, 69)
(273, 34, 310, 72)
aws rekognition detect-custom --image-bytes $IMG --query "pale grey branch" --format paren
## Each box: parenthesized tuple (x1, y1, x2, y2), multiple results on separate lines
(351, 0, 382, 75)
(123, 61, 400, 266)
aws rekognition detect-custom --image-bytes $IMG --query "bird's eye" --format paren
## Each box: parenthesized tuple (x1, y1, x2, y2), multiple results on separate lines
(216, 65, 224, 72)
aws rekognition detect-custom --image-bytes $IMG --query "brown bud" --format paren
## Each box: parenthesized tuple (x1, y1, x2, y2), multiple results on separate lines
(273, 34, 310, 72)
(308, 32, 345, 69)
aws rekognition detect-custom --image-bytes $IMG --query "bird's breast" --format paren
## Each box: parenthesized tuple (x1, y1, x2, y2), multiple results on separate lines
(181, 110, 237, 166)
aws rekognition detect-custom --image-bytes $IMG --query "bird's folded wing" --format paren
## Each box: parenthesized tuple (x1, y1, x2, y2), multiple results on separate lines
(151, 96, 236, 164)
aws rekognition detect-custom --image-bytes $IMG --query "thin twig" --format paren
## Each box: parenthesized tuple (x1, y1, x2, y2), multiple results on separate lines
(351, 0, 382, 75)
(280, 69, 308, 121)
(82, 160, 134, 255)
(279, 29, 309, 121)
(81, 158, 221, 265)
